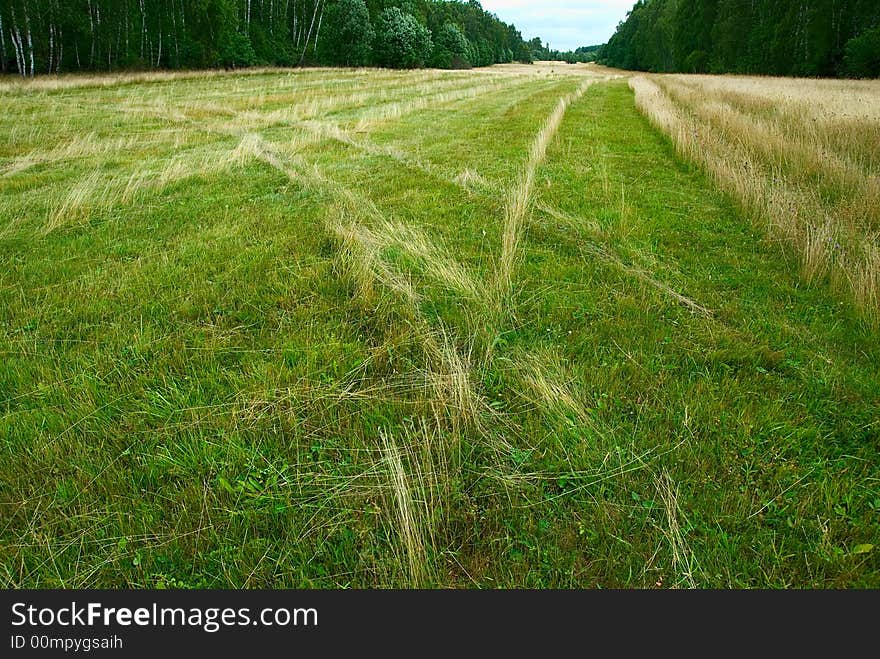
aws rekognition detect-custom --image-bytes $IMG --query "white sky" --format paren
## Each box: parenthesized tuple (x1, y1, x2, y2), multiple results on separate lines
(479, 0, 635, 51)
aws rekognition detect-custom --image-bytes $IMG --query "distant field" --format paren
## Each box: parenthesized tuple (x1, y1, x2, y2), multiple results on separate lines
(1, 63, 877, 588)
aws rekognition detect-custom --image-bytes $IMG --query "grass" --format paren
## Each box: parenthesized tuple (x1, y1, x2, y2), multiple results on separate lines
(0, 64, 878, 588)
(630, 74, 880, 327)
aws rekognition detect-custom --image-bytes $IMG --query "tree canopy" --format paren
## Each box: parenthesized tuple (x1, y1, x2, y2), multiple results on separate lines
(0, 0, 533, 77)
(600, 0, 880, 78)
(528, 40, 603, 64)
(318, 0, 375, 67)
(431, 21, 471, 69)
(842, 26, 880, 78)
(374, 6, 433, 68)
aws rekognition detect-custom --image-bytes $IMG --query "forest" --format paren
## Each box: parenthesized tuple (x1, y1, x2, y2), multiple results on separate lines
(528, 40, 603, 64)
(0, 0, 533, 76)
(600, 0, 880, 78)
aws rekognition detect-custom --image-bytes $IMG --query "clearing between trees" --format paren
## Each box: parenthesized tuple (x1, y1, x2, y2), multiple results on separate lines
(1, 63, 878, 587)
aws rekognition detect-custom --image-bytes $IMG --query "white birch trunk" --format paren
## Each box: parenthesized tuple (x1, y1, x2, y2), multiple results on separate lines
(49, 23, 54, 74)
(11, 19, 24, 77)
(23, 5, 34, 77)
(87, 0, 96, 66)
(16, 30, 25, 77)
(298, 0, 321, 66)
(312, 0, 324, 53)
(140, 0, 146, 60)
(0, 13, 6, 74)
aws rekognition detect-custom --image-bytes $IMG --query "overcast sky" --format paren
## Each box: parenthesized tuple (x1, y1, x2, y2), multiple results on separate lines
(479, 1, 635, 51)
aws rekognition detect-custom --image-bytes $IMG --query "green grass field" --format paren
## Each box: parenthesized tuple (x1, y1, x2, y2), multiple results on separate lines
(1, 64, 878, 588)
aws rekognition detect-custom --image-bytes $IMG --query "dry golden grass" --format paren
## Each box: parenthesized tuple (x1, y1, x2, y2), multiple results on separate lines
(420, 327, 484, 427)
(44, 141, 244, 233)
(454, 168, 491, 190)
(654, 471, 700, 589)
(668, 74, 880, 172)
(515, 349, 591, 427)
(352, 77, 525, 131)
(328, 215, 422, 306)
(380, 428, 433, 587)
(1, 133, 149, 178)
(630, 74, 880, 326)
(0, 66, 365, 94)
(657, 76, 880, 229)
(44, 170, 108, 232)
(363, 219, 483, 299)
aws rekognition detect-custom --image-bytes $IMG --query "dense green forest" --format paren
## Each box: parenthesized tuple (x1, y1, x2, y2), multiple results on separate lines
(528, 39, 602, 64)
(0, 0, 533, 76)
(601, 0, 880, 78)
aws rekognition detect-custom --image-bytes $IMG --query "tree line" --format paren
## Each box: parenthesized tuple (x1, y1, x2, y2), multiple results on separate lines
(600, 0, 880, 78)
(0, 0, 533, 76)
(527, 39, 601, 64)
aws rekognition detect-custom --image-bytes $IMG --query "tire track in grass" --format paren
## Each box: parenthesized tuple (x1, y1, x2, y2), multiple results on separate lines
(258, 78, 629, 487)
(259, 76, 712, 326)
(138, 78, 664, 575)
(235, 132, 500, 586)
(234, 132, 490, 422)
(494, 81, 593, 305)
(255, 78, 713, 319)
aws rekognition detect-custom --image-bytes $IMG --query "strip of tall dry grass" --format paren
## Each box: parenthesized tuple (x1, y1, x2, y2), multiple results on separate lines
(665, 74, 880, 173)
(0, 66, 375, 94)
(656, 76, 880, 233)
(630, 75, 880, 327)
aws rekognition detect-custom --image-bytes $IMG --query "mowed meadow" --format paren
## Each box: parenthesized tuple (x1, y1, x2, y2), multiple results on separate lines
(1, 63, 878, 588)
